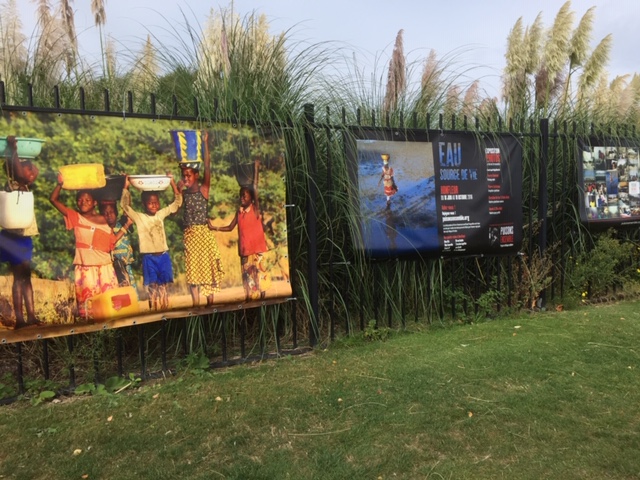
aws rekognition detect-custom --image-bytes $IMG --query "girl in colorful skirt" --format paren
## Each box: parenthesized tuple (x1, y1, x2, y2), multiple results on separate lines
(179, 131, 225, 307)
(50, 178, 132, 319)
(209, 159, 268, 301)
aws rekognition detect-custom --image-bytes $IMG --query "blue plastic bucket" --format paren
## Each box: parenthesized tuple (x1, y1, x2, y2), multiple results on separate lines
(170, 130, 205, 165)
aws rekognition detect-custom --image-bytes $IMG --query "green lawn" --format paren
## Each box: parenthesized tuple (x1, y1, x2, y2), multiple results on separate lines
(1, 301, 640, 479)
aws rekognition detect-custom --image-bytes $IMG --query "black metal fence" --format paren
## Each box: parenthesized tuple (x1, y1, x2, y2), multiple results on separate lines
(305, 111, 575, 333)
(1, 88, 638, 402)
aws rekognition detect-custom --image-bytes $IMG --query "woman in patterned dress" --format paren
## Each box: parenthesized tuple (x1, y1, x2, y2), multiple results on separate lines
(179, 130, 225, 307)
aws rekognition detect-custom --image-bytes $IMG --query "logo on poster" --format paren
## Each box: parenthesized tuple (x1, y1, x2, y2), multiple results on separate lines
(500, 225, 514, 245)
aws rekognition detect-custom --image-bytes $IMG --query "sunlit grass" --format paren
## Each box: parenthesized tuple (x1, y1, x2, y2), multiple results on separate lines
(2, 301, 640, 478)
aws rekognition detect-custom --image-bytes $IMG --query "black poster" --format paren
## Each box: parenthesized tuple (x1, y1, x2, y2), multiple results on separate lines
(352, 131, 522, 258)
(433, 133, 523, 255)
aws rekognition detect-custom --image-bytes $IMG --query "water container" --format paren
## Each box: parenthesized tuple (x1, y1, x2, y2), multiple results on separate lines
(233, 162, 256, 186)
(59, 164, 106, 190)
(93, 175, 126, 202)
(0, 137, 45, 159)
(86, 286, 140, 320)
(170, 130, 205, 168)
(0, 191, 35, 229)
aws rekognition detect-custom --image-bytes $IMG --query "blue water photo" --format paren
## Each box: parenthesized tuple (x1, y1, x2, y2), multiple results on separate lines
(356, 140, 439, 257)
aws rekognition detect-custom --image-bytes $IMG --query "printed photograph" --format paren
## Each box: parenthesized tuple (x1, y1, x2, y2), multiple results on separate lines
(356, 139, 438, 257)
(0, 111, 291, 339)
(581, 143, 640, 221)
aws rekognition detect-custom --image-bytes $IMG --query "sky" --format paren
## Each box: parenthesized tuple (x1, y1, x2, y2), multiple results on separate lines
(14, 0, 640, 99)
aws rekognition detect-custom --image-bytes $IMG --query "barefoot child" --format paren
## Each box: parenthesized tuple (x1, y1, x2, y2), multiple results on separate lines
(179, 130, 225, 307)
(120, 174, 182, 310)
(0, 136, 41, 328)
(50, 179, 132, 319)
(209, 159, 268, 301)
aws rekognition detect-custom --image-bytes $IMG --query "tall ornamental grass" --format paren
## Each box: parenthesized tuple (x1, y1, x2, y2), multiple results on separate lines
(1, 0, 640, 360)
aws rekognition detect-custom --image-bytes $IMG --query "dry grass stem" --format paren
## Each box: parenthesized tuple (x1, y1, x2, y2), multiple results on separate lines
(524, 13, 543, 74)
(577, 33, 612, 102)
(382, 29, 406, 113)
(91, 0, 107, 27)
(569, 6, 594, 68)
(542, 0, 573, 82)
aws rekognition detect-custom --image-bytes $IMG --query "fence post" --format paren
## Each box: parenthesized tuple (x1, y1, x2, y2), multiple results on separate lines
(325, 107, 336, 341)
(304, 103, 319, 347)
(537, 118, 550, 308)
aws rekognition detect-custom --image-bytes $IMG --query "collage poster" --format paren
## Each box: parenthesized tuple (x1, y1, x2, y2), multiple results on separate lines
(0, 111, 291, 343)
(353, 132, 523, 258)
(578, 140, 640, 226)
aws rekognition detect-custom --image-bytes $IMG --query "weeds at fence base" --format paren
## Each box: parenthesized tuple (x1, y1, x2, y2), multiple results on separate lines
(363, 320, 391, 342)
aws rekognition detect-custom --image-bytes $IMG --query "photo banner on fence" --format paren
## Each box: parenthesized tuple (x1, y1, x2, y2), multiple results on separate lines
(349, 130, 523, 258)
(577, 138, 640, 227)
(0, 111, 291, 344)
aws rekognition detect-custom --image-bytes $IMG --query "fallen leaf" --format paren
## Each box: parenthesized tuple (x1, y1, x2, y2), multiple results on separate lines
(513, 333, 517, 336)
(215, 396, 223, 402)
(153, 393, 160, 399)
(72, 449, 82, 456)
(107, 416, 113, 422)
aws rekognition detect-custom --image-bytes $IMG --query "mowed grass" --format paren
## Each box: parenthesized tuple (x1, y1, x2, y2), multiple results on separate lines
(1, 301, 640, 479)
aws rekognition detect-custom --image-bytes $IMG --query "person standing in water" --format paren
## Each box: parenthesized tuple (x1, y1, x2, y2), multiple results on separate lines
(377, 153, 398, 208)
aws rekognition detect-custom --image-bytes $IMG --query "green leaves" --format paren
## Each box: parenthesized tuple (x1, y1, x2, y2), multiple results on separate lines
(183, 350, 211, 374)
(30, 390, 55, 406)
(74, 373, 142, 397)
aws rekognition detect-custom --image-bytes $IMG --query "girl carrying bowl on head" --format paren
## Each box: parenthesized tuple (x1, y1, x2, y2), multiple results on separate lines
(50, 176, 132, 319)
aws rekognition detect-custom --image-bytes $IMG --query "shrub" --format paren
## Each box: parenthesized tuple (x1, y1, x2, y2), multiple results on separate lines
(570, 229, 634, 299)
